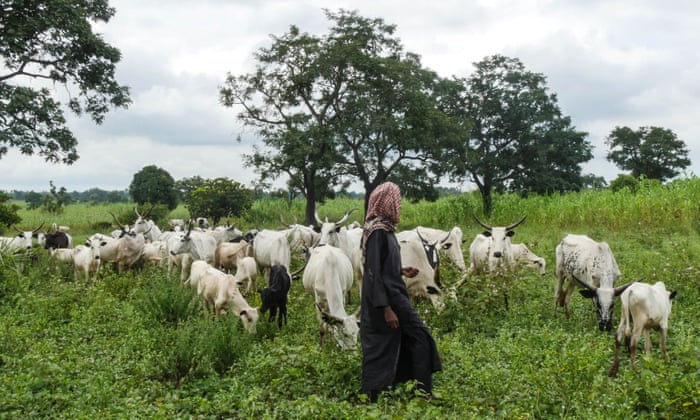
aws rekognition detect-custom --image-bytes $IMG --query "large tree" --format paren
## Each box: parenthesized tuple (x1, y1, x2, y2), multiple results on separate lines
(445, 55, 592, 215)
(184, 178, 253, 225)
(220, 9, 460, 222)
(605, 126, 690, 181)
(129, 165, 178, 210)
(0, 0, 130, 164)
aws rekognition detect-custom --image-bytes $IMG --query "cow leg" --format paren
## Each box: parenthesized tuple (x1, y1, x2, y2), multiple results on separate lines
(643, 329, 652, 356)
(630, 325, 642, 370)
(609, 333, 622, 377)
(660, 327, 668, 361)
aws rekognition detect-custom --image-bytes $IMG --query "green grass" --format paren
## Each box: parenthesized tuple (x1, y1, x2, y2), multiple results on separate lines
(1, 179, 699, 418)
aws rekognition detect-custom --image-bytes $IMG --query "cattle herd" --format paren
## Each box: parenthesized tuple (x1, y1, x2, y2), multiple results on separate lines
(0, 208, 677, 376)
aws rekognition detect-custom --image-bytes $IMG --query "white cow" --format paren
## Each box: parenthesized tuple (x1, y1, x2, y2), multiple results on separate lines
(608, 282, 677, 376)
(72, 238, 107, 283)
(396, 229, 445, 310)
(0, 224, 44, 250)
(511, 243, 546, 275)
(314, 209, 356, 259)
(233, 256, 258, 295)
(466, 215, 527, 276)
(142, 240, 168, 266)
(554, 234, 632, 331)
(251, 229, 292, 280)
(168, 223, 218, 267)
(190, 260, 259, 333)
(412, 226, 467, 272)
(213, 240, 253, 273)
(132, 206, 162, 242)
(302, 245, 359, 350)
(108, 212, 148, 274)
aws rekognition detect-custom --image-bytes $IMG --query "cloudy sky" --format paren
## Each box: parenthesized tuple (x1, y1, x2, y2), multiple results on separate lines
(2, 0, 699, 193)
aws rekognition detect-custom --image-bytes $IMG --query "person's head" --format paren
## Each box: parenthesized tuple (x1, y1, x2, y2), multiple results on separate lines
(366, 182, 402, 225)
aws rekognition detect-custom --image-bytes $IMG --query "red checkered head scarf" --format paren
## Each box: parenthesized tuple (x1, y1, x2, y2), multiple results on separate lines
(361, 182, 402, 255)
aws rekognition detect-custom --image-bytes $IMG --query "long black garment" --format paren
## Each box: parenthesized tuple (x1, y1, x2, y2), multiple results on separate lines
(360, 229, 442, 394)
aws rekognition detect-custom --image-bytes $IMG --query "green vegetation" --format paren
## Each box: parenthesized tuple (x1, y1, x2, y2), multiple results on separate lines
(1, 180, 699, 418)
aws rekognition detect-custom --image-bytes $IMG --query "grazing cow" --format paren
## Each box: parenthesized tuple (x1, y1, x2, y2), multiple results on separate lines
(233, 256, 258, 295)
(396, 229, 445, 310)
(280, 217, 319, 253)
(213, 240, 253, 273)
(259, 264, 292, 328)
(202, 223, 244, 245)
(554, 234, 632, 331)
(142, 240, 168, 266)
(191, 260, 259, 333)
(302, 244, 359, 350)
(608, 282, 677, 376)
(511, 243, 546, 275)
(413, 226, 467, 272)
(72, 238, 107, 283)
(251, 229, 292, 280)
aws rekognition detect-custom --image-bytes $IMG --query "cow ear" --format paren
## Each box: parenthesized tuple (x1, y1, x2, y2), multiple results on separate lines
(426, 285, 441, 295)
(579, 289, 596, 299)
(669, 291, 677, 300)
(482, 231, 492, 237)
(320, 311, 343, 325)
(506, 230, 515, 237)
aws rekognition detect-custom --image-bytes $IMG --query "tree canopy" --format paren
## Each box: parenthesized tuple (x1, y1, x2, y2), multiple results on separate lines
(605, 126, 691, 181)
(184, 178, 253, 225)
(129, 165, 178, 210)
(0, 0, 130, 164)
(444, 55, 592, 214)
(220, 9, 461, 222)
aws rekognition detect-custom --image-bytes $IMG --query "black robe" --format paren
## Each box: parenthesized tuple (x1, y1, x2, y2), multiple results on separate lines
(360, 229, 442, 394)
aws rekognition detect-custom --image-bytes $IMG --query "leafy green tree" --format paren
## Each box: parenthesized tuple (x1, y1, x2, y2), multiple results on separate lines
(444, 55, 592, 215)
(0, 0, 131, 164)
(41, 181, 71, 214)
(0, 191, 21, 229)
(581, 174, 608, 190)
(24, 191, 43, 210)
(605, 126, 691, 181)
(185, 178, 253, 225)
(220, 9, 461, 222)
(609, 174, 640, 193)
(129, 165, 178, 210)
(175, 176, 206, 203)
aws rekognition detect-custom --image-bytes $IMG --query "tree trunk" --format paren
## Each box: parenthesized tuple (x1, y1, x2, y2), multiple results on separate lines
(479, 185, 493, 217)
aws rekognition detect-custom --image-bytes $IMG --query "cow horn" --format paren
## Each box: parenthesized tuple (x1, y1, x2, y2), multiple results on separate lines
(505, 216, 527, 231)
(134, 207, 142, 219)
(314, 209, 323, 226)
(290, 258, 309, 280)
(335, 208, 357, 227)
(571, 274, 596, 291)
(185, 219, 194, 237)
(472, 214, 492, 231)
(415, 227, 428, 244)
(32, 222, 45, 234)
(144, 204, 154, 219)
(280, 215, 289, 227)
(108, 211, 126, 230)
(439, 227, 452, 244)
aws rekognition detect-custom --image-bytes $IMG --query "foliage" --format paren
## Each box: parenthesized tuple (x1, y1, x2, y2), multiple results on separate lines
(0, 0, 131, 164)
(174, 176, 206, 203)
(129, 165, 179, 210)
(2, 179, 700, 418)
(610, 174, 640, 193)
(0, 192, 21, 229)
(184, 178, 253, 225)
(446, 54, 593, 215)
(606, 126, 691, 181)
(220, 9, 461, 223)
(40, 181, 72, 215)
(23, 191, 43, 210)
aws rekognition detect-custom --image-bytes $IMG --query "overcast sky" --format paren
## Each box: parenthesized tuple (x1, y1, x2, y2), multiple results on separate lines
(2, 0, 699, 193)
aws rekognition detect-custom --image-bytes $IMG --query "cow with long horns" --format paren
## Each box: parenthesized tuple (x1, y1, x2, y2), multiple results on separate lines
(554, 234, 633, 331)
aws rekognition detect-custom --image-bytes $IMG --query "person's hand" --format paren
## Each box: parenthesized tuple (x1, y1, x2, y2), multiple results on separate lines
(384, 306, 399, 329)
(401, 266, 419, 278)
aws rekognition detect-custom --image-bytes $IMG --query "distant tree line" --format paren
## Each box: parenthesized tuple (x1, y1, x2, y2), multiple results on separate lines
(10, 187, 130, 206)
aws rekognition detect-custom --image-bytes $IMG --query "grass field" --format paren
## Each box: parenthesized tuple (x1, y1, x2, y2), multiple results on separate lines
(1, 179, 699, 419)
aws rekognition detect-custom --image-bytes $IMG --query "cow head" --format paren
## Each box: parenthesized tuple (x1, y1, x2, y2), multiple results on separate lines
(573, 274, 634, 331)
(313, 208, 356, 246)
(12, 223, 44, 249)
(317, 303, 360, 350)
(473, 215, 526, 272)
(132, 205, 154, 235)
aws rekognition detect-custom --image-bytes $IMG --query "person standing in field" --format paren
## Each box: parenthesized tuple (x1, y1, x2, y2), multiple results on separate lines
(360, 181, 442, 402)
